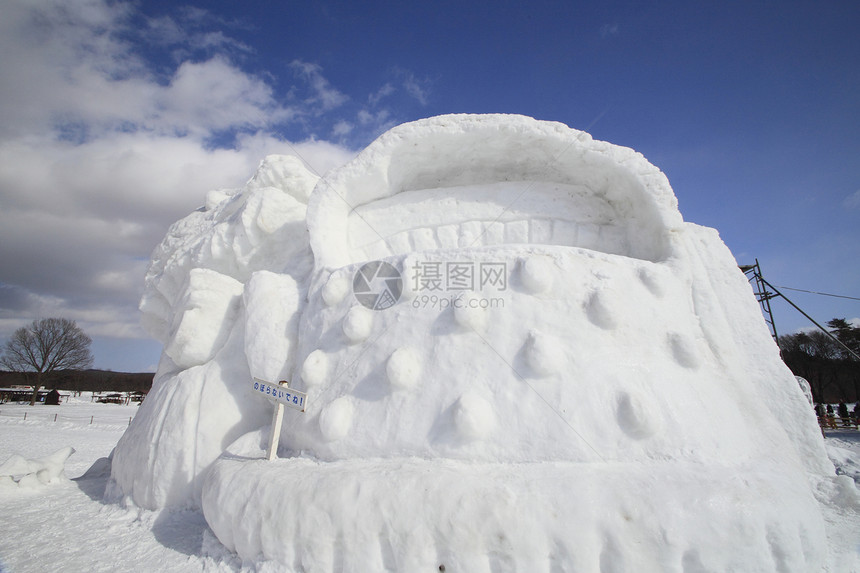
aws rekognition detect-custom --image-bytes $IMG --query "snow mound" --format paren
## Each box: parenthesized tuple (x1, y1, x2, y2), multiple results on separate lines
(0, 446, 75, 488)
(109, 114, 841, 571)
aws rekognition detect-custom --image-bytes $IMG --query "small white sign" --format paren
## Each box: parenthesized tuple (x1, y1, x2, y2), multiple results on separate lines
(251, 377, 308, 461)
(252, 377, 307, 412)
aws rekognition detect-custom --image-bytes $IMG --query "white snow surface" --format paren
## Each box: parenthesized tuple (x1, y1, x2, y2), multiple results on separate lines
(0, 398, 238, 572)
(96, 114, 859, 570)
(0, 396, 858, 571)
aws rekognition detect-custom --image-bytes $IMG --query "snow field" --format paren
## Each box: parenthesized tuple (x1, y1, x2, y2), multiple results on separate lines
(0, 416, 238, 573)
(1, 414, 858, 571)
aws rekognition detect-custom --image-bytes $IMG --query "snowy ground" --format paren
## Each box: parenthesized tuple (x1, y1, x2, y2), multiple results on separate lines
(0, 395, 236, 572)
(0, 394, 858, 572)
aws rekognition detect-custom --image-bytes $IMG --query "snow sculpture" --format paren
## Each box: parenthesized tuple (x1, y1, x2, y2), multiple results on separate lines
(109, 115, 843, 571)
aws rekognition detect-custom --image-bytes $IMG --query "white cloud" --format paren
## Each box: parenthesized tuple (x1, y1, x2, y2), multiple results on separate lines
(600, 23, 619, 38)
(0, 1, 296, 142)
(289, 60, 349, 113)
(0, 130, 353, 344)
(0, 134, 256, 220)
(144, 10, 253, 63)
(368, 83, 395, 106)
(844, 189, 860, 209)
(332, 120, 354, 138)
(0, 0, 354, 361)
(357, 108, 392, 127)
(159, 57, 294, 135)
(353, 109, 396, 142)
(401, 73, 430, 106)
(234, 133, 355, 176)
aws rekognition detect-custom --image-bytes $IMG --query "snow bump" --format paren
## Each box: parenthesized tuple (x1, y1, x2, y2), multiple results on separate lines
(616, 391, 661, 440)
(585, 290, 617, 330)
(319, 397, 355, 442)
(638, 265, 666, 297)
(301, 349, 329, 387)
(453, 293, 488, 332)
(668, 333, 700, 369)
(322, 271, 351, 307)
(454, 392, 496, 440)
(342, 306, 374, 342)
(525, 329, 565, 377)
(386, 347, 422, 390)
(520, 256, 555, 293)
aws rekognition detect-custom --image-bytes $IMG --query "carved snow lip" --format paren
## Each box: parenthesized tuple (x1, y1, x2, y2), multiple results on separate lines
(308, 114, 684, 272)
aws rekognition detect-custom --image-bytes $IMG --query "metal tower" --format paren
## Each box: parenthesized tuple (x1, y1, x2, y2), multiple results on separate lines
(740, 259, 779, 346)
(739, 260, 860, 361)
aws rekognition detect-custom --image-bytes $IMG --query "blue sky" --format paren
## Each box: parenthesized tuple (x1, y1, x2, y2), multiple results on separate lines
(0, 0, 857, 372)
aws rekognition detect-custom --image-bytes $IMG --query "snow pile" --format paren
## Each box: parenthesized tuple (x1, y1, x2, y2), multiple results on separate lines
(109, 114, 850, 571)
(828, 439, 860, 489)
(0, 446, 75, 488)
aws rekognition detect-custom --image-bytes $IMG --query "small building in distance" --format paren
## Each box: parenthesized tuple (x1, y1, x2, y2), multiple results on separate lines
(0, 386, 47, 403)
(45, 389, 61, 405)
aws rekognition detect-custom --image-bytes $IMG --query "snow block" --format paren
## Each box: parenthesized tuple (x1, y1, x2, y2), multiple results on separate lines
(0, 446, 75, 487)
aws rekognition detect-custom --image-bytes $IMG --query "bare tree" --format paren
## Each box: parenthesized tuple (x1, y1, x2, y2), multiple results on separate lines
(1, 318, 94, 405)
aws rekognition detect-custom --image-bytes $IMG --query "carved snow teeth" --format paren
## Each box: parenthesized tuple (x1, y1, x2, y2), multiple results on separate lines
(350, 217, 641, 267)
(339, 173, 676, 270)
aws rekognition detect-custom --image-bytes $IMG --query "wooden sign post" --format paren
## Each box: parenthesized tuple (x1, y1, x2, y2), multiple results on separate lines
(251, 377, 308, 460)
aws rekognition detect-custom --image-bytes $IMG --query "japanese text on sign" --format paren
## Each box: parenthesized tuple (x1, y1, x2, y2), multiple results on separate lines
(252, 378, 307, 412)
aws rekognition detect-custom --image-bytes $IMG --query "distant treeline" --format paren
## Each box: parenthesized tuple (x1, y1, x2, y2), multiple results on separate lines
(779, 318, 860, 404)
(0, 369, 153, 393)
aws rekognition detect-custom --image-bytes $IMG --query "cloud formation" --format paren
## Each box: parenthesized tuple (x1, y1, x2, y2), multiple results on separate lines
(290, 60, 350, 113)
(0, 0, 362, 368)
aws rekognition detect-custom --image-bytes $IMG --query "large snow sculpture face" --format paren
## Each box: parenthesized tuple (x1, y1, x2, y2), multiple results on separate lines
(111, 115, 837, 571)
(290, 116, 692, 463)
